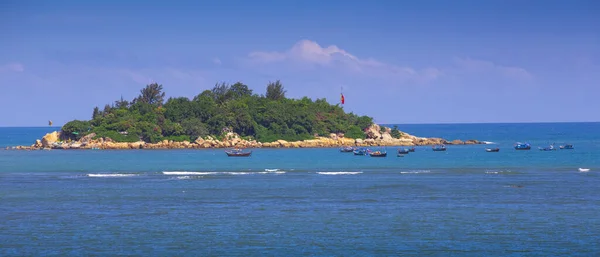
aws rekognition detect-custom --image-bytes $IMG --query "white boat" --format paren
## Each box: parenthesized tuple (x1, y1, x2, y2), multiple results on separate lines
(578, 168, 590, 172)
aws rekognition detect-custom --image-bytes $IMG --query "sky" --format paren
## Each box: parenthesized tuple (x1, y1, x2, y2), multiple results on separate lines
(1, 0, 599, 126)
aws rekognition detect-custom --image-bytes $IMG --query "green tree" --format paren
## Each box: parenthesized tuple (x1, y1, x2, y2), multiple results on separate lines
(164, 97, 192, 123)
(134, 83, 165, 106)
(64, 80, 374, 144)
(266, 80, 286, 100)
(62, 120, 91, 140)
(229, 82, 253, 99)
(92, 106, 100, 119)
(115, 96, 129, 109)
(103, 104, 112, 115)
(211, 82, 232, 105)
(181, 118, 209, 140)
(391, 125, 401, 139)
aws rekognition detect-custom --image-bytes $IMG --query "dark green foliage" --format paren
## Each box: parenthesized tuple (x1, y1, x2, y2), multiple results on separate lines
(61, 81, 373, 143)
(391, 125, 401, 139)
(266, 80, 286, 100)
(345, 125, 366, 139)
(379, 126, 387, 134)
(134, 83, 165, 106)
(181, 118, 209, 140)
(115, 96, 129, 109)
(92, 107, 100, 120)
(62, 120, 91, 140)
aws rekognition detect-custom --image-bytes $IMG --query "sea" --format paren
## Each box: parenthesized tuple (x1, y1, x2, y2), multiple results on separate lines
(1, 123, 599, 256)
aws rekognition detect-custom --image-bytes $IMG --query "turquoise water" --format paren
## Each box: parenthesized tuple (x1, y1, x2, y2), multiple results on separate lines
(1, 123, 600, 256)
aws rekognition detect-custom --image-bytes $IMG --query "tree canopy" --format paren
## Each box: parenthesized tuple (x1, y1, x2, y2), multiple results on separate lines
(61, 81, 373, 143)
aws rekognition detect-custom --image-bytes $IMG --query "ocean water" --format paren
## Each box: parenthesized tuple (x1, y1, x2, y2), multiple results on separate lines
(1, 123, 599, 256)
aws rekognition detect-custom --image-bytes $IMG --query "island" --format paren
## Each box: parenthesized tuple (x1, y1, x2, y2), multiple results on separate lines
(9, 81, 482, 150)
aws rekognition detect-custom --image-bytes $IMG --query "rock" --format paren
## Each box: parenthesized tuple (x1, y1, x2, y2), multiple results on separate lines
(449, 139, 464, 145)
(33, 139, 42, 148)
(41, 131, 61, 148)
(276, 140, 289, 148)
(79, 133, 96, 143)
(365, 124, 382, 139)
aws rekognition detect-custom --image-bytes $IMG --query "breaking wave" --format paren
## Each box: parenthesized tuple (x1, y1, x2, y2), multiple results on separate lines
(87, 173, 138, 177)
(317, 172, 362, 175)
(400, 170, 431, 174)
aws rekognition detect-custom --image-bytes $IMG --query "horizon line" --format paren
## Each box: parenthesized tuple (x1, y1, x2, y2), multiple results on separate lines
(1, 121, 599, 128)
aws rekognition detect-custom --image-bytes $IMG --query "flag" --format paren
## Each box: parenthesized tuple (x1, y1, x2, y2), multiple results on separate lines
(341, 93, 345, 104)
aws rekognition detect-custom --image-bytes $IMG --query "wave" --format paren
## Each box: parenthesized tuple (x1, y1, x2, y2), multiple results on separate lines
(317, 172, 362, 175)
(400, 170, 431, 174)
(162, 171, 216, 175)
(485, 170, 512, 174)
(265, 169, 280, 172)
(482, 141, 496, 144)
(169, 176, 205, 180)
(87, 173, 138, 177)
(163, 171, 285, 176)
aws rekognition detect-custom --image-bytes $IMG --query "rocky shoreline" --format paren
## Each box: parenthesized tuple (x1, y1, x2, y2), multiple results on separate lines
(6, 124, 483, 150)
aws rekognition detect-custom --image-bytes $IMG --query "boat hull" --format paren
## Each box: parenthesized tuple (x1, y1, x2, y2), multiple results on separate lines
(486, 148, 500, 152)
(370, 153, 387, 157)
(514, 147, 531, 150)
(226, 152, 252, 157)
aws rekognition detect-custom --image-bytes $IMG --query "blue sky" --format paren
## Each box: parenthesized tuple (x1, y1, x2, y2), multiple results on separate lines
(1, 0, 599, 126)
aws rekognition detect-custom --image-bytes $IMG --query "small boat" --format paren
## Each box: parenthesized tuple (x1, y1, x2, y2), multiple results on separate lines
(432, 144, 446, 151)
(340, 146, 354, 152)
(514, 142, 531, 150)
(408, 147, 416, 152)
(397, 148, 410, 155)
(578, 168, 590, 172)
(486, 148, 500, 152)
(225, 148, 252, 157)
(538, 144, 556, 151)
(353, 148, 370, 156)
(560, 144, 574, 150)
(369, 151, 387, 157)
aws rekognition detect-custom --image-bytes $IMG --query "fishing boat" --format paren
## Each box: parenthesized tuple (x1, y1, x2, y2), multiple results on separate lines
(353, 148, 370, 155)
(369, 150, 387, 157)
(339, 146, 354, 152)
(485, 148, 500, 152)
(225, 148, 252, 157)
(560, 144, 574, 150)
(432, 144, 446, 151)
(397, 148, 410, 155)
(514, 142, 531, 150)
(538, 144, 556, 151)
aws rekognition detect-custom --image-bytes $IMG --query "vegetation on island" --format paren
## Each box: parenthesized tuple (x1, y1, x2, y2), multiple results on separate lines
(61, 81, 374, 143)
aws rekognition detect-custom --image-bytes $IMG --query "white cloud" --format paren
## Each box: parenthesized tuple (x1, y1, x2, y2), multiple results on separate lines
(246, 40, 535, 85)
(0, 63, 25, 73)
(213, 58, 222, 65)
(247, 39, 440, 83)
(453, 57, 533, 81)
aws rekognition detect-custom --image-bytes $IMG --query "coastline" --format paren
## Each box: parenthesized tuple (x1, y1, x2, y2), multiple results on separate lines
(6, 124, 483, 150)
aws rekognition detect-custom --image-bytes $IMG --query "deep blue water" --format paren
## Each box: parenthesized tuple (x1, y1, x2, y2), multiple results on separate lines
(1, 123, 599, 256)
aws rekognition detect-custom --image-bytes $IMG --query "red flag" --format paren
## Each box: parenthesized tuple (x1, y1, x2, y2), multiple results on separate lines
(341, 94, 345, 104)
